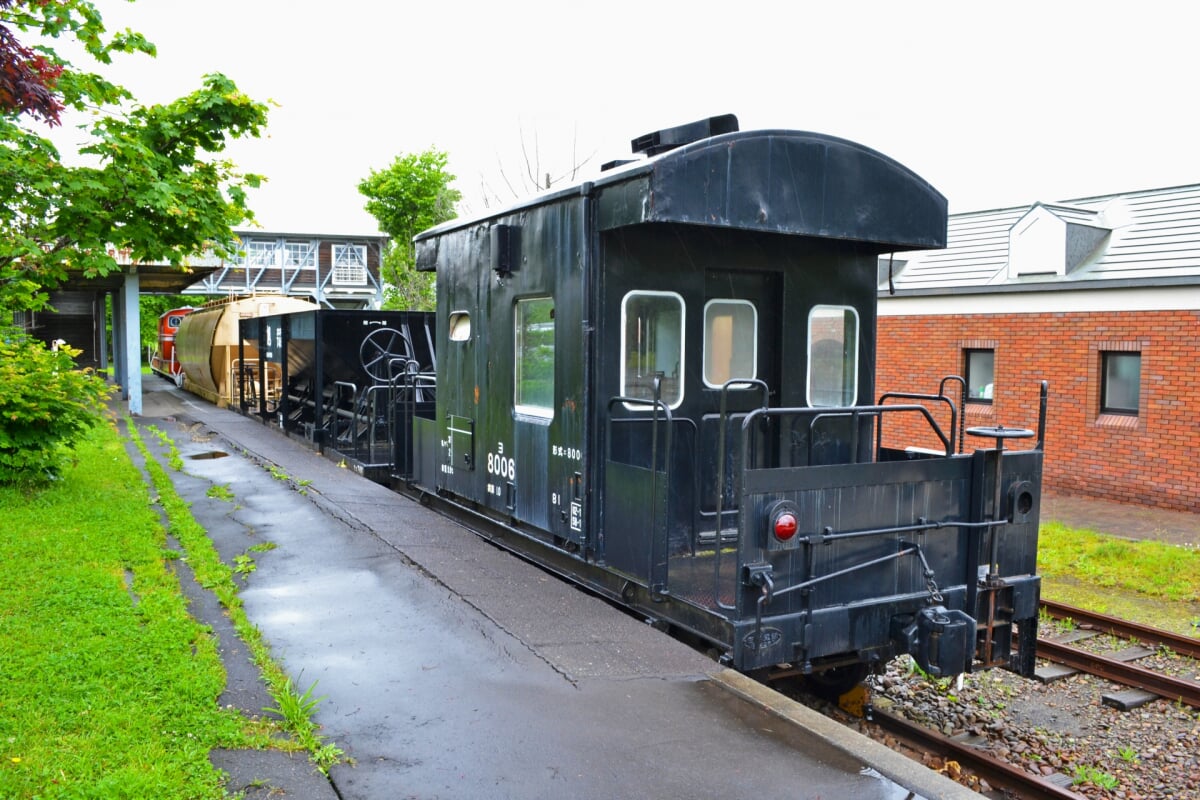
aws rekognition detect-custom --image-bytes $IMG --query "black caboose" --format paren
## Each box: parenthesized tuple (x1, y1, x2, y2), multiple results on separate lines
(404, 116, 1043, 682)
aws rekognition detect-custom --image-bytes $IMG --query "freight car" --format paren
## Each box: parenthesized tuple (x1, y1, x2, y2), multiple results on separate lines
(233, 116, 1047, 688)
(175, 295, 317, 407)
(238, 308, 436, 480)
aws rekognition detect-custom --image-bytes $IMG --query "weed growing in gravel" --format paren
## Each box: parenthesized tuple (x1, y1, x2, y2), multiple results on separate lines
(1116, 745, 1140, 764)
(1072, 764, 1119, 790)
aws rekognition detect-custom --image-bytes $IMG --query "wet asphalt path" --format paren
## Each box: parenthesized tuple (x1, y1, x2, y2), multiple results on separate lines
(128, 385, 976, 800)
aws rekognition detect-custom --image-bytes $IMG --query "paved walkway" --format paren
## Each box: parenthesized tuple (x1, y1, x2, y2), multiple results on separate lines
(129, 385, 971, 800)
(1042, 491, 1200, 549)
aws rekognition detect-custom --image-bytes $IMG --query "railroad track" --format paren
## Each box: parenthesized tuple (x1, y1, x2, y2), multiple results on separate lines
(825, 604, 1200, 799)
(1038, 600, 1200, 709)
(868, 707, 1085, 800)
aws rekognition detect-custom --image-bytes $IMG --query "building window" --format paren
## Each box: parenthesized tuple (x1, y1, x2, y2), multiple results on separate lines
(703, 299, 757, 388)
(283, 241, 316, 267)
(807, 305, 858, 407)
(244, 240, 277, 266)
(966, 349, 995, 403)
(331, 244, 368, 286)
(1101, 352, 1140, 415)
(515, 297, 555, 418)
(621, 291, 684, 409)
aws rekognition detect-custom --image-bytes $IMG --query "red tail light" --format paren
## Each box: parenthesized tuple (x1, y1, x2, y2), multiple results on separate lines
(773, 512, 798, 541)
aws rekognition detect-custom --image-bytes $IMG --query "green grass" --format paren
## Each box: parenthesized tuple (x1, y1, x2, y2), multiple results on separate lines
(0, 420, 261, 797)
(1038, 521, 1200, 635)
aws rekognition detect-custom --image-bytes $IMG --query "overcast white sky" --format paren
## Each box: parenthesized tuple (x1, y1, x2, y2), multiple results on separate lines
(60, 0, 1200, 236)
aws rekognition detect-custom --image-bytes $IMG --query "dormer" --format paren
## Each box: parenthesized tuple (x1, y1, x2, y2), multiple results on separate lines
(1007, 203, 1110, 279)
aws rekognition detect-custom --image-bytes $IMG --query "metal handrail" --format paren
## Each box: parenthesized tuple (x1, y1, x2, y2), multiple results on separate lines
(386, 356, 436, 479)
(330, 380, 357, 447)
(713, 379, 769, 610)
(876, 389, 960, 454)
(604, 383, 673, 595)
(740, 404, 952, 471)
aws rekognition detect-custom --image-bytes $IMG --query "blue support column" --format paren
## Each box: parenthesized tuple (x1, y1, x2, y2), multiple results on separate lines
(119, 271, 143, 415)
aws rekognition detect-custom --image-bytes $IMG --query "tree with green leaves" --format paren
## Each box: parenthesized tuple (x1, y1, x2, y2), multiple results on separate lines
(358, 148, 461, 310)
(0, 0, 268, 482)
(0, 0, 268, 316)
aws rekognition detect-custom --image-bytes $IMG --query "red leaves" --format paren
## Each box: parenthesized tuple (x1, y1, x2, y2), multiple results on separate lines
(0, 0, 66, 125)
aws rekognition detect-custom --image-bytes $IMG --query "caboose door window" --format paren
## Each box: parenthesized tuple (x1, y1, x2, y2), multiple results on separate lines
(807, 305, 859, 407)
(702, 299, 757, 387)
(620, 291, 684, 409)
(514, 297, 555, 419)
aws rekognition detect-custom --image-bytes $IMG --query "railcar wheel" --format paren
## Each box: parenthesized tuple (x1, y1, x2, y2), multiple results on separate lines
(805, 662, 870, 699)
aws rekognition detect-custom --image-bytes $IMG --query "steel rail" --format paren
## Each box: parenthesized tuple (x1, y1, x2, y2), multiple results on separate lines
(1041, 600, 1200, 660)
(1035, 639, 1200, 708)
(868, 707, 1084, 800)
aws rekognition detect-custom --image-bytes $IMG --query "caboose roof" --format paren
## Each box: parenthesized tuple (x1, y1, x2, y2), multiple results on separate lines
(881, 183, 1200, 295)
(415, 128, 948, 255)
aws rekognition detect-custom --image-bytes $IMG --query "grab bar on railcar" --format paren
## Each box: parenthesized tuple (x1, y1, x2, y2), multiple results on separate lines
(740, 404, 952, 471)
(877, 386, 961, 455)
(713, 379, 769, 611)
(604, 378, 673, 597)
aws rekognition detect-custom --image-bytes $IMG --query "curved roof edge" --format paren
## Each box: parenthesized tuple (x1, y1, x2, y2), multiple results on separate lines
(415, 128, 947, 254)
(599, 129, 947, 252)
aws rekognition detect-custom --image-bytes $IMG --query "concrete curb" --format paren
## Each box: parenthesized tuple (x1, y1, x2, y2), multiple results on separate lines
(710, 669, 985, 800)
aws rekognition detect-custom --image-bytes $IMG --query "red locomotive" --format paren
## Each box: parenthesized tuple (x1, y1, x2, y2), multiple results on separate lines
(149, 306, 194, 386)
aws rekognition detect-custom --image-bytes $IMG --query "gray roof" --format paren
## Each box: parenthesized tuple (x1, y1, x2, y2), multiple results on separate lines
(882, 183, 1200, 294)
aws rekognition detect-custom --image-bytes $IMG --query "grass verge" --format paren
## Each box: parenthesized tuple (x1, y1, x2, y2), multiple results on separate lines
(0, 421, 265, 797)
(1038, 521, 1200, 635)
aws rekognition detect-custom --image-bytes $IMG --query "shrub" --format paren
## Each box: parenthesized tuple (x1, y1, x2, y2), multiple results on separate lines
(0, 330, 114, 483)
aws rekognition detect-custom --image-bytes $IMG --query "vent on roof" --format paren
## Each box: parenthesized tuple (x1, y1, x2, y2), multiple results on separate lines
(1008, 203, 1109, 278)
(630, 114, 739, 157)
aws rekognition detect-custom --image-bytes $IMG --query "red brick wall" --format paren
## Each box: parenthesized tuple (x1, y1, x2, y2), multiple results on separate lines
(877, 310, 1200, 513)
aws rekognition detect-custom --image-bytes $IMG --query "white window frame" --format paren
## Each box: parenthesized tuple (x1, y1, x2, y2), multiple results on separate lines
(243, 239, 278, 266)
(702, 298, 758, 389)
(331, 243, 369, 286)
(620, 290, 686, 410)
(806, 304, 860, 408)
(283, 240, 317, 268)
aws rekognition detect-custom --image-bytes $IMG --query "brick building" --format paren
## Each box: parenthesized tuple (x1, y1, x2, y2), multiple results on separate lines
(877, 184, 1200, 512)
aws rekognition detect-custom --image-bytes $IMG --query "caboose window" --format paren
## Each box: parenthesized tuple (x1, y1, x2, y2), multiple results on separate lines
(966, 349, 995, 403)
(807, 305, 859, 407)
(703, 300, 757, 388)
(1101, 351, 1141, 415)
(515, 297, 555, 418)
(621, 291, 684, 409)
(448, 312, 471, 342)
